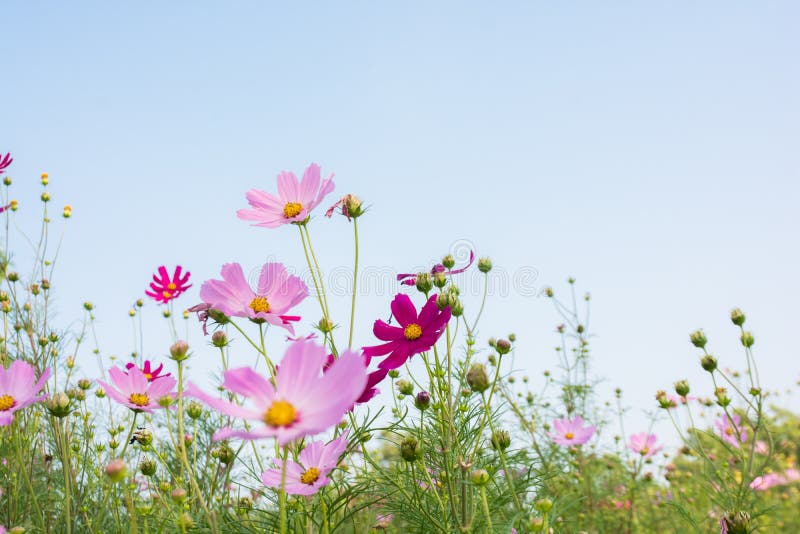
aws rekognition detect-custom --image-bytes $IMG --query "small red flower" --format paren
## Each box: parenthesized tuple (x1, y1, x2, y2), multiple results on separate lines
(145, 265, 191, 304)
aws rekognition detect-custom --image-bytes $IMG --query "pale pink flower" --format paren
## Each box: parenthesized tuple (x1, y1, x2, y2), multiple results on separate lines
(185, 340, 368, 445)
(0, 361, 51, 425)
(199, 262, 307, 334)
(549, 416, 595, 447)
(628, 432, 662, 458)
(261, 432, 349, 495)
(715, 414, 747, 448)
(97, 366, 176, 413)
(237, 163, 335, 228)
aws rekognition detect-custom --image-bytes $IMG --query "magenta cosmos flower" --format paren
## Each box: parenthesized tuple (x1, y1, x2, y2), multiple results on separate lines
(125, 360, 171, 382)
(237, 163, 335, 228)
(0, 361, 51, 426)
(549, 416, 595, 447)
(362, 293, 451, 371)
(145, 265, 192, 304)
(715, 414, 747, 448)
(261, 431, 349, 495)
(0, 153, 11, 175)
(628, 432, 662, 458)
(199, 262, 307, 334)
(97, 366, 176, 413)
(185, 340, 367, 445)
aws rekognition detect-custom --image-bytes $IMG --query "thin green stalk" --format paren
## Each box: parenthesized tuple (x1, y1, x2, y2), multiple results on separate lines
(479, 485, 494, 534)
(279, 445, 289, 534)
(348, 218, 359, 348)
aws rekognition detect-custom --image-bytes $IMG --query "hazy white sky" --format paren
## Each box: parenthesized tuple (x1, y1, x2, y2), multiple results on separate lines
(3, 2, 798, 440)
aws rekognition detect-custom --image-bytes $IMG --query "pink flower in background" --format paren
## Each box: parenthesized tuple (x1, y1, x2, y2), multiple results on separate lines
(0, 361, 51, 426)
(237, 163, 335, 228)
(754, 440, 769, 454)
(97, 366, 176, 413)
(0, 153, 12, 175)
(145, 265, 192, 304)
(749, 468, 800, 491)
(374, 514, 393, 529)
(199, 262, 307, 334)
(185, 340, 367, 445)
(715, 414, 747, 448)
(549, 416, 595, 447)
(261, 431, 349, 495)
(125, 360, 171, 382)
(363, 293, 451, 371)
(628, 433, 663, 458)
(396, 250, 475, 286)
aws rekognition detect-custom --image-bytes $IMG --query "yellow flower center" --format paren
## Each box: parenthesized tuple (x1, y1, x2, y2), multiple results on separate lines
(283, 202, 303, 219)
(144, 373, 153, 381)
(167, 282, 177, 290)
(403, 323, 423, 341)
(162, 290, 172, 299)
(249, 296, 271, 314)
(641, 446, 649, 455)
(565, 432, 574, 440)
(299, 467, 320, 485)
(264, 400, 297, 427)
(129, 393, 150, 407)
(0, 394, 16, 411)
(725, 427, 734, 436)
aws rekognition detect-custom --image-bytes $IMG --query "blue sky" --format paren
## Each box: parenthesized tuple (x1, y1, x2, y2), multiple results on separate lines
(2, 2, 799, 439)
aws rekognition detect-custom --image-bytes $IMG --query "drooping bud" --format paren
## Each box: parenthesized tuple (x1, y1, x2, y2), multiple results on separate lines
(104, 459, 128, 483)
(400, 437, 421, 462)
(689, 329, 707, 349)
(466, 363, 490, 393)
(477, 257, 492, 273)
(169, 340, 189, 361)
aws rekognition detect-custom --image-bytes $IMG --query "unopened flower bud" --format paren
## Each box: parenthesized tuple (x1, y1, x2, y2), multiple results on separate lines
(40, 192, 50, 203)
(2, 176, 10, 186)
(77, 378, 92, 390)
(105, 459, 128, 483)
(433, 271, 447, 288)
(490, 430, 511, 451)
(157, 395, 174, 408)
(95, 387, 106, 398)
(450, 299, 464, 317)
(655, 390, 673, 409)
(211, 330, 228, 348)
(674, 380, 690, 397)
(508, 333, 516, 342)
(139, 458, 157, 476)
(470, 468, 490, 485)
(740, 331, 755, 348)
(466, 363, 490, 393)
(62, 205, 72, 218)
(7, 272, 18, 282)
(436, 293, 453, 310)
(701, 354, 718, 372)
(415, 273, 432, 293)
(169, 340, 189, 361)
(689, 329, 707, 348)
(177, 512, 194, 529)
(182, 309, 189, 319)
(41, 173, 49, 185)
(128, 309, 136, 317)
(442, 255, 455, 269)
(171, 488, 187, 503)
(730, 308, 746, 326)
(528, 517, 545, 531)
(400, 437, 420, 462)
(477, 257, 492, 273)
(9, 200, 17, 211)
(46, 392, 72, 418)
(83, 301, 93, 311)
(715, 387, 731, 407)
(213, 443, 235, 464)
(396, 379, 413, 396)
(495, 338, 511, 355)
(186, 401, 203, 419)
(387, 369, 399, 379)
(414, 391, 431, 410)
(534, 498, 553, 512)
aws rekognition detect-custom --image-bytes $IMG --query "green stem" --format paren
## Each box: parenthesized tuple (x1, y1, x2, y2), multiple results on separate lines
(279, 445, 288, 534)
(348, 218, 359, 349)
(479, 486, 494, 534)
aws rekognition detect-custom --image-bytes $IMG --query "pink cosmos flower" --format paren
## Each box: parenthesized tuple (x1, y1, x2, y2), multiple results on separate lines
(749, 468, 800, 490)
(97, 366, 176, 413)
(237, 163, 335, 228)
(0, 361, 51, 426)
(375, 514, 393, 529)
(715, 414, 747, 448)
(261, 431, 349, 495)
(396, 251, 475, 286)
(0, 153, 11, 175)
(185, 340, 367, 445)
(145, 265, 192, 304)
(324, 353, 386, 408)
(628, 433, 663, 458)
(199, 262, 307, 334)
(362, 294, 451, 371)
(549, 416, 595, 447)
(125, 360, 171, 382)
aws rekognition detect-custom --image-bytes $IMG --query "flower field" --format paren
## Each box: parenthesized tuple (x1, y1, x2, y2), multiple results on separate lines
(0, 154, 797, 534)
